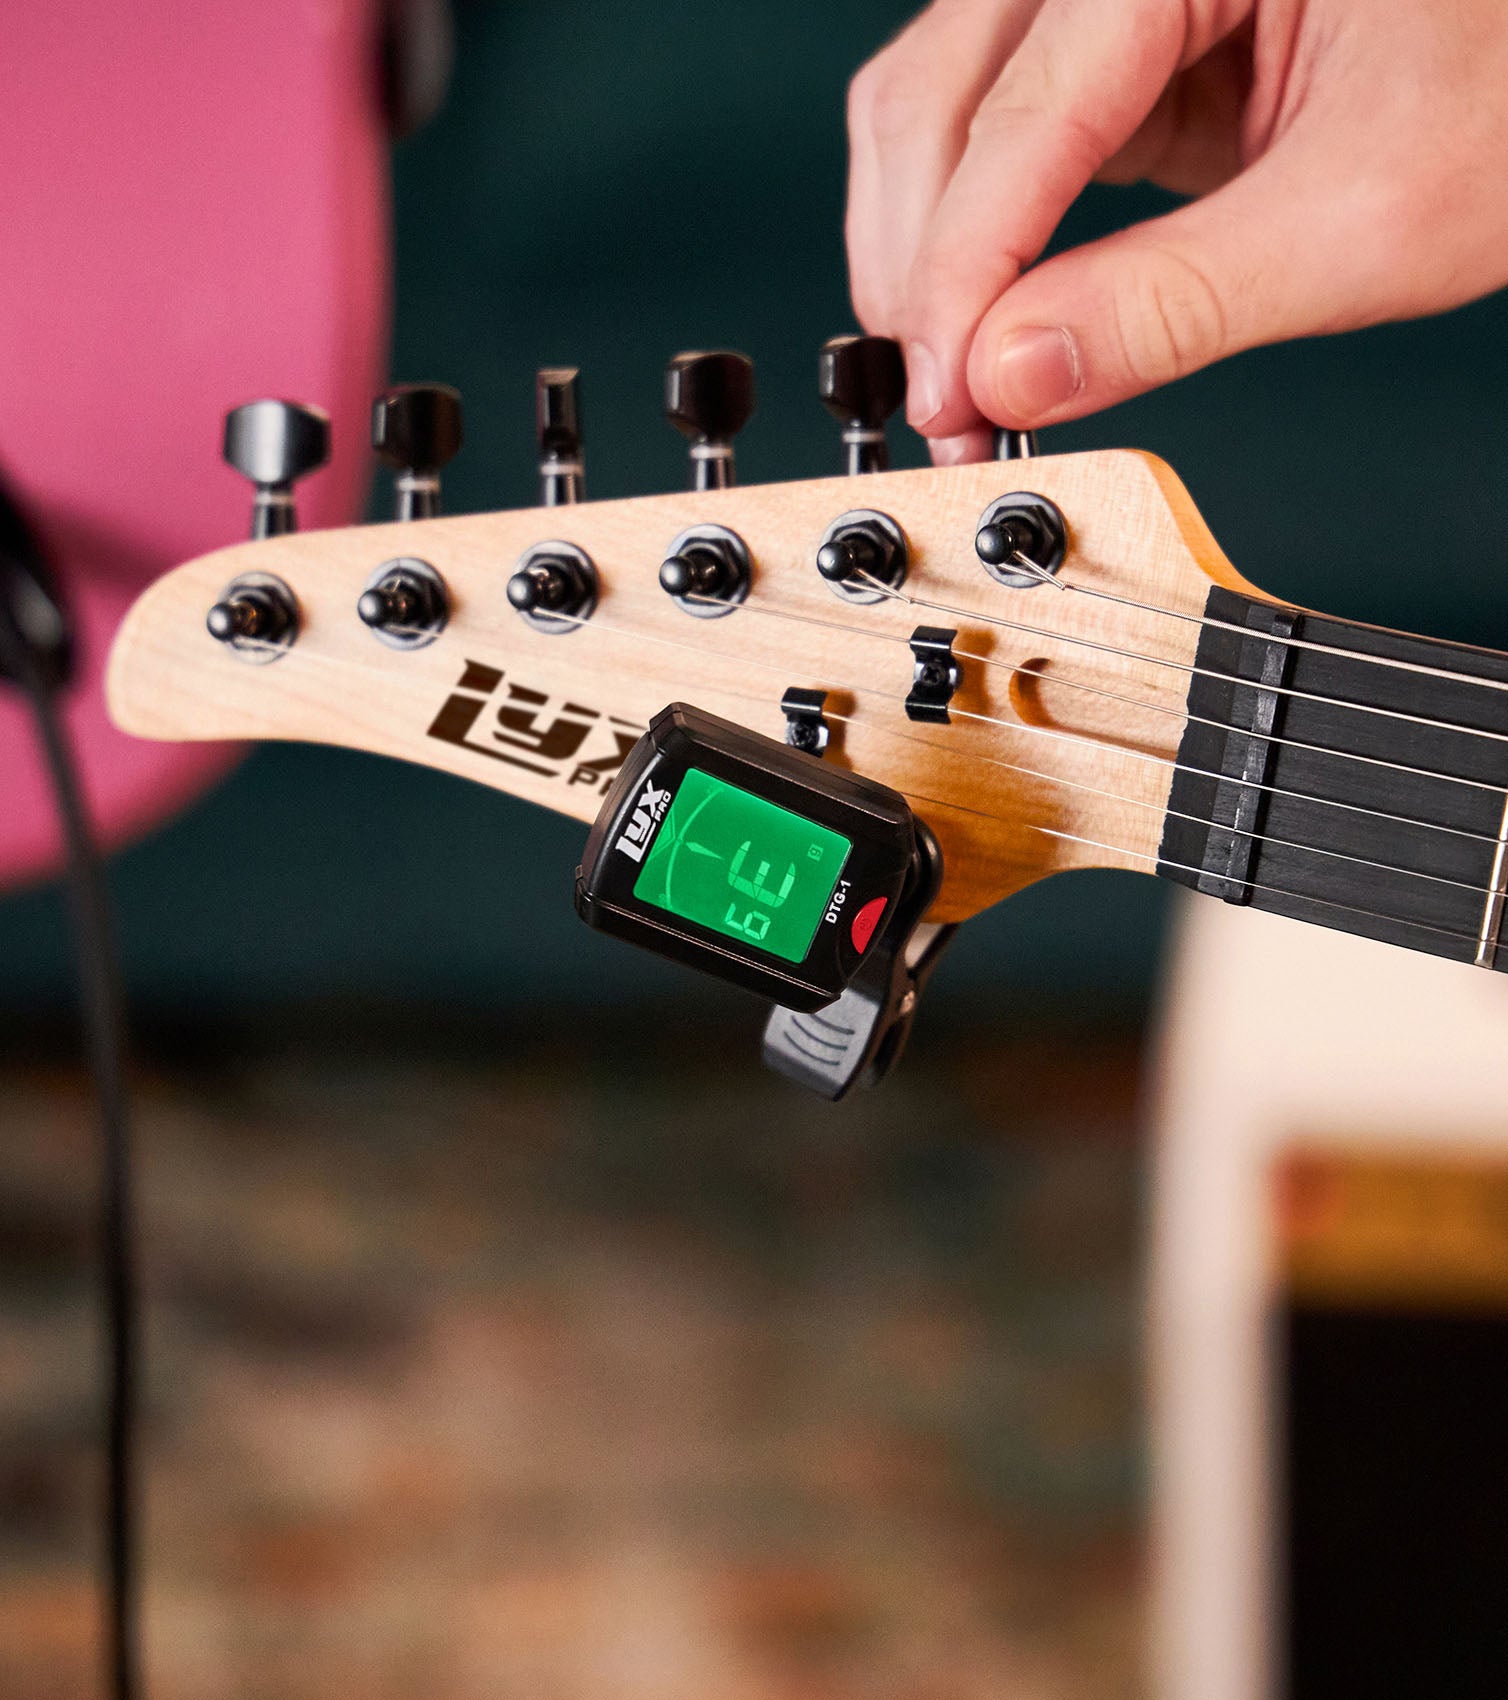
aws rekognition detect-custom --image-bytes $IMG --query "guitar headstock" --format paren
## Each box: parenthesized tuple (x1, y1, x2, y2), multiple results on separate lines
(107, 362, 1265, 927)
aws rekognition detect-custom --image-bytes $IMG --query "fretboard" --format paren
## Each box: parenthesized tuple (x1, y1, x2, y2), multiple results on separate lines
(1157, 587, 1508, 972)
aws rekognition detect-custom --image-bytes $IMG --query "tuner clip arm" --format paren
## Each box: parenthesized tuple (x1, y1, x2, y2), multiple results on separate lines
(761, 821, 955, 1100)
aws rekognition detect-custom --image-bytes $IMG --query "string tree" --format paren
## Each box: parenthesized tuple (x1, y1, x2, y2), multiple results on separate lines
(372, 382, 463, 520)
(222, 399, 330, 539)
(665, 350, 754, 490)
(905, 626, 961, 723)
(819, 335, 905, 474)
(780, 687, 831, 756)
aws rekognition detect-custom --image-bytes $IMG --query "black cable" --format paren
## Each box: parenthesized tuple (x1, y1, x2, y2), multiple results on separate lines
(32, 678, 139, 1700)
(0, 487, 139, 1700)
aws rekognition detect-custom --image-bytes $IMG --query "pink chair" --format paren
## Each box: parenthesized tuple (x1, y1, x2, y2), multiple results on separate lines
(0, 0, 391, 884)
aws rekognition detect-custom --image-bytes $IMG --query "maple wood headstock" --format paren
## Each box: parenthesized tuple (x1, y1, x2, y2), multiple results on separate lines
(107, 449, 1264, 925)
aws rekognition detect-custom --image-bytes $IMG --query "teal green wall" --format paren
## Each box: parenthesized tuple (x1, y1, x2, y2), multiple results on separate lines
(4, 0, 1508, 1019)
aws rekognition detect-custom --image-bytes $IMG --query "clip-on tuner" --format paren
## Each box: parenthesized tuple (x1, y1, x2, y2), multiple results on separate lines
(575, 703, 955, 1100)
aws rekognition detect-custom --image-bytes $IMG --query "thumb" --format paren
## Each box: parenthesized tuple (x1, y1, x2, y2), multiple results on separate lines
(966, 145, 1395, 426)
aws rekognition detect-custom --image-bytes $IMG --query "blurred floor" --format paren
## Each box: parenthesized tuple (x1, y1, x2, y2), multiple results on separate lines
(0, 1015, 1145, 1700)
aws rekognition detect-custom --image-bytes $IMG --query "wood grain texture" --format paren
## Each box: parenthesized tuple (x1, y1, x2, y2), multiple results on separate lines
(107, 450, 1267, 924)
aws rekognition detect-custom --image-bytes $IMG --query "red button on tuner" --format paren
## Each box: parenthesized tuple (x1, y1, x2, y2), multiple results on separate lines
(850, 896, 887, 954)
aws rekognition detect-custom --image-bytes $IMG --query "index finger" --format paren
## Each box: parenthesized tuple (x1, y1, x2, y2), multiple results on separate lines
(896, 0, 1206, 437)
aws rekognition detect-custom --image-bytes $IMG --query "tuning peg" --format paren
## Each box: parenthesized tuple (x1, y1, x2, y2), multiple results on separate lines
(371, 383, 463, 520)
(222, 400, 330, 539)
(665, 351, 754, 490)
(537, 367, 583, 506)
(820, 335, 905, 474)
(994, 427, 1039, 460)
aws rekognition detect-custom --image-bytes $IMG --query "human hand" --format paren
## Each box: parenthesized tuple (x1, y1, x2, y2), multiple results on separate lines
(846, 0, 1508, 459)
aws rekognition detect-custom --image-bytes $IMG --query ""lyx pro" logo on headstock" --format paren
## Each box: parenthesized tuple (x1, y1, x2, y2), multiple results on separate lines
(613, 780, 672, 863)
(427, 661, 642, 796)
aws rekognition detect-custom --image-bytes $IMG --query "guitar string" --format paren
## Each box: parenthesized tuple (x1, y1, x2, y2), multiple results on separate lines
(229, 610, 1499, 846)
(523, 607, 1508, 898)
(229, 614, 1508, 926)
(977, 549, 1508, 778)
(814, 708, 1490, 898)
(692, 589, 1506, 801)
(553, 606, 1484, 844)
(849, 569, 1508, 754)
(675, 593, 1499, 842)
(520, 626, 1493, 905)
(570, 644, 1490, 899)
(900, 788, 1498, 957)
(982, 545, 1508, 697)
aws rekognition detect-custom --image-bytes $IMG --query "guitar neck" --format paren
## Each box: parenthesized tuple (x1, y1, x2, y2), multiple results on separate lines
(1157, 586, 1508, 972)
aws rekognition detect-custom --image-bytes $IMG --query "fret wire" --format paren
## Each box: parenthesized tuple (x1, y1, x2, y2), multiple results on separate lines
(1474, 794, 1508, 968)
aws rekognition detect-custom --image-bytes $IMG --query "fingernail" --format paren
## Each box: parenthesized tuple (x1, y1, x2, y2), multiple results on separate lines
(905, 342, 942, 428)
(993, 326, 1081, 422)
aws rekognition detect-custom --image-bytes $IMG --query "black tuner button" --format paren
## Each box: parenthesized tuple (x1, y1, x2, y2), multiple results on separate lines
(994, 427, 1039, 461)
(371, 383, 463, 520)
(819, 335, 906, 474)
(665, 350, 755, 490)
(537, 367, 583, 506)
(974, 492, 1068, 589)
(658, 524, 751, 618)
(815, 534, 880, 582)
(657, 549, 723, 598)
(357, 557, 448, 648)
(222, 399, 330, 540)
(205, 573, 298, 661)
(815, 508, 907, 604)
(506, 543, 598, 634)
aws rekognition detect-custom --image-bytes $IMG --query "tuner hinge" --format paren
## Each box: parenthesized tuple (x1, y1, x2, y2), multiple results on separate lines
(905, 626, 961, 723)
(763, 820, 955, 1100)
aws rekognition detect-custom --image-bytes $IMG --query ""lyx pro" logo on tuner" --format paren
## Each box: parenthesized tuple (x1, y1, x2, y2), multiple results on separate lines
(613, 780, 672, 863)
(427, 661, 643, 796)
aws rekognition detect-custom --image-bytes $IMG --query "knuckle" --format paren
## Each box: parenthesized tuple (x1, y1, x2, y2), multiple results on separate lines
(847, 53, 927, 149)
(1112, 245, 1229, 383)
(967, 99, 1112, 180)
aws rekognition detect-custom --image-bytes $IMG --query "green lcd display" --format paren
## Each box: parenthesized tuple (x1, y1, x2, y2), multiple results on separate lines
(632, 767, 853, 963)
